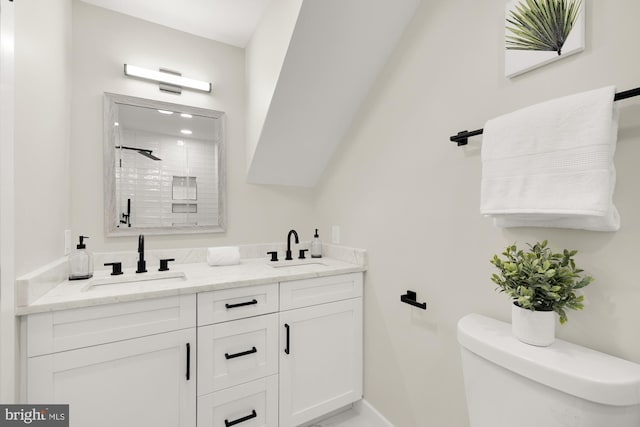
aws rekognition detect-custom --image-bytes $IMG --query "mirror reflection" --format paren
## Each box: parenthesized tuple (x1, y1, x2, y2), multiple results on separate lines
(104, 93, 226, 236)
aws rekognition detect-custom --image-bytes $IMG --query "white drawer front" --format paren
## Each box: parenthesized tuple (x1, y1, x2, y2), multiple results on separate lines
(198, 283, 278, 326)
(198, 313, 278, 395)
(279, 272, 363, 311)
(197, 375, 278, 427)
(27, 295, 196, 357)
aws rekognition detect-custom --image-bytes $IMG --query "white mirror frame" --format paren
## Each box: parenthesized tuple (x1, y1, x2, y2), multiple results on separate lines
(103, 93, 226, 236)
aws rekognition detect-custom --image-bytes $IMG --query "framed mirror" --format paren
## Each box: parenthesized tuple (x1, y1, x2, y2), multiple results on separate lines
(104, 93, 226, 236)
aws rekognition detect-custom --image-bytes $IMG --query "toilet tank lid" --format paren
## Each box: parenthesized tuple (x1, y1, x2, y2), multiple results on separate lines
(457, 313, 640, 406)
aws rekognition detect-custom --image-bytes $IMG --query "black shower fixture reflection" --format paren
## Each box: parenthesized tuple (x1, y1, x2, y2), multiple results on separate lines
(115, 145, 162, 161)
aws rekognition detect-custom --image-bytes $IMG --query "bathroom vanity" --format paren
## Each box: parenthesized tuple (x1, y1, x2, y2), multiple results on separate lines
(18, 250, 365, 427)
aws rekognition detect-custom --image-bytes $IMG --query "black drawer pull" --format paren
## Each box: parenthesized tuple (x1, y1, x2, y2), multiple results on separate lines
(225, 346, 257, 360)
(225, 410, 257, 427)
(225, 299, 258, 309)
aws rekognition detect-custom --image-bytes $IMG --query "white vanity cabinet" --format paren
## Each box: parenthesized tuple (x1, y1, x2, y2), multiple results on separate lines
(26, 295, 197, 427)
(197, 283, 280, 426)
(24, 270, 363, 427)
(197, 273, 363, 427)
(278, 273, 363, 427)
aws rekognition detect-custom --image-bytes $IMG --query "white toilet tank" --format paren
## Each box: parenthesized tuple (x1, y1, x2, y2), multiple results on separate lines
(457, 314, 640, 427)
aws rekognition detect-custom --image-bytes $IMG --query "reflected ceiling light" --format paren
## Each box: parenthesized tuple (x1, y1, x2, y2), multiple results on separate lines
(177, 140, 185, 146)
(180, 129, 193, 135)
(114, 122, 119, 127)
(123, 64, 212, 93)
(157, 109, 174, 115)
(180, 113, 193, 118)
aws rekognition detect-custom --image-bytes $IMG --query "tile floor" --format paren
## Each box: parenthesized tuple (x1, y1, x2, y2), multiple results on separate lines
(305, 408, 375, 427)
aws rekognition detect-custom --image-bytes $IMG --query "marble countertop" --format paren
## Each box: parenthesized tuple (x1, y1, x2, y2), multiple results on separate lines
(17, 256, 366, 315)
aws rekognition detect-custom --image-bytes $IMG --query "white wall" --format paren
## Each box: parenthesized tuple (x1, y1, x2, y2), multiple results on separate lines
(14, 0, 72, 277)
(314, 1, 640, 425)
(0, 0, 17, 403)
(71, 1, 317, 253)
(246, 0, 420, 187)
(245, 0, 303, 170)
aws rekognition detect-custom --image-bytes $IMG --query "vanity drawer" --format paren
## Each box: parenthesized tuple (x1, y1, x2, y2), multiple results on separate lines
(279, 272, 363, 311)
(27, 294, 196, 357)
(197, 375, 278, 427)
(197, 283, 278, 325)
(198, 313, 278, 395)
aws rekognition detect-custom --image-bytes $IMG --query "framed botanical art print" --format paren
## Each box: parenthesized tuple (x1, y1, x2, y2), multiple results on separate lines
(505, 0, 585, 77)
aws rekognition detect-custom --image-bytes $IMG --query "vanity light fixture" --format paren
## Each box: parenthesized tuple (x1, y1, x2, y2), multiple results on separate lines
(180, 113, 193, 118)
(123, 64, 212, 94)
(157, 109, 174, 115)
(180, 129, 193, 135)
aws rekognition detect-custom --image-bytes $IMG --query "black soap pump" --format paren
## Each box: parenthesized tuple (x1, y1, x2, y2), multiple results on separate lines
(69, 235, 94, 280)
(310, 229, 323, 258)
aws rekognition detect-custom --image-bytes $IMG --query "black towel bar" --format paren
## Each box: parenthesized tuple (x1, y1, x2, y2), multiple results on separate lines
(450, 86, 640, 146)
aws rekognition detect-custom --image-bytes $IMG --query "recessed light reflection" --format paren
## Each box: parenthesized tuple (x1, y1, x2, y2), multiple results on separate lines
(158, 109, 174, 115)
(180, 113, 193, 118)
(180, 129, 193, 135)
(114, 122, 119, 126)
(177, 140, 185, 146)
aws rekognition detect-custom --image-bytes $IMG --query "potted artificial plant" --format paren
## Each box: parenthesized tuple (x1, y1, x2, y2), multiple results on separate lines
(490, 240, 593, 346)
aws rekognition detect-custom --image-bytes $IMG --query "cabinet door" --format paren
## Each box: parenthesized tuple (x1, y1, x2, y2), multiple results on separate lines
(28, 329, 196, 427)
(279, 298, 363, 427)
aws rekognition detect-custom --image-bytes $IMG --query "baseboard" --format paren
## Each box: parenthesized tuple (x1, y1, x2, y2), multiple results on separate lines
(353, 399, 395, 427)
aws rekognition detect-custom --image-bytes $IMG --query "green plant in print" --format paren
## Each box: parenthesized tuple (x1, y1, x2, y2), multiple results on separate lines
(506, 0, 582, 56)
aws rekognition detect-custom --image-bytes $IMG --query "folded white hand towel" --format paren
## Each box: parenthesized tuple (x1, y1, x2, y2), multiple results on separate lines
(480, 85, 620, 231)
(207, 246, 240, 266)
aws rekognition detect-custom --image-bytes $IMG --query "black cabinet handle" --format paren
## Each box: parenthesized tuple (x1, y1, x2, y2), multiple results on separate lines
(186, 343, 191, 381)
(225, 410, 257, 427)
(284, 323, 290, 354)
(225, 299, 258, 309)
(225, 346, 257, 360)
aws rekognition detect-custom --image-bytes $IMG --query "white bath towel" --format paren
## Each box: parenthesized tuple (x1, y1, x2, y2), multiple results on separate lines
(206, 246, 240, 266)
(480, 85, 620, 231)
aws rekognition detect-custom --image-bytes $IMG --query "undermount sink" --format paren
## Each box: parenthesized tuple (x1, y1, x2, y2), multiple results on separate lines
(82, 271, 187, 291)
(268, 259, 327, 268)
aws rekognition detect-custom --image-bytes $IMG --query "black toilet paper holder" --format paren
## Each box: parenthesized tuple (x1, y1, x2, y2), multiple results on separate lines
(400, 290, 427, 310)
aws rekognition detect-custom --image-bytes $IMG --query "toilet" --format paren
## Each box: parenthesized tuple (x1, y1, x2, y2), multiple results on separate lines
(457, 313, 640, 427)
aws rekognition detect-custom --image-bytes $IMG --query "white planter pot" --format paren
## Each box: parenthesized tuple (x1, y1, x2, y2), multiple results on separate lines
(511, 303, 555, 346)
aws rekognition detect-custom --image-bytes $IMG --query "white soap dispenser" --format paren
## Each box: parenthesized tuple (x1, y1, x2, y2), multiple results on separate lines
(69, 235, 94, 280)
(310, 228, 323, 258)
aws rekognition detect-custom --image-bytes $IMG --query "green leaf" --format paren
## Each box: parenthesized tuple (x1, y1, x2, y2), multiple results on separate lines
(505, 0, 582, 55)
(489, 239, 593, 324)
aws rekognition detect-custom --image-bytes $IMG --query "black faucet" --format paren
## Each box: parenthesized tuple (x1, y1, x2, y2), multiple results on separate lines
(136, 234, 147, 273)
(285, 229, 299, 260)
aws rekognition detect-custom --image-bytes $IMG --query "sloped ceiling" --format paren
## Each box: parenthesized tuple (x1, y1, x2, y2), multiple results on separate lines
(79, 0, 270, 47)
(246, 0, 420, 187)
